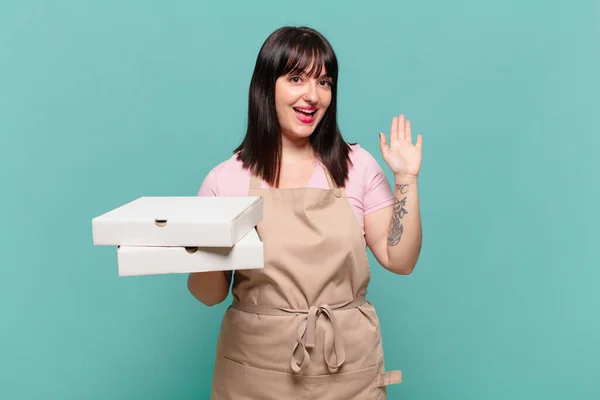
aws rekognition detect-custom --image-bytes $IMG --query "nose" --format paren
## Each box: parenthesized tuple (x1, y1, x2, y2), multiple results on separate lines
(303, 81, 318, 103)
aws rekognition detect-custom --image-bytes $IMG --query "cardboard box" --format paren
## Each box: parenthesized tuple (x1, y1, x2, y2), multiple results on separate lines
(92, 196, 263, 247)
(116, 228, 264, 276)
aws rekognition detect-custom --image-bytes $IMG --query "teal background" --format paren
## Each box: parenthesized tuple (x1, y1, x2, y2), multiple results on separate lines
(1, 0, 599, 398)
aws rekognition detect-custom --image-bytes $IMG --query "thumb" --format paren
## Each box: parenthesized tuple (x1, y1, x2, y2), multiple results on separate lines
(379, 133, 389, 157)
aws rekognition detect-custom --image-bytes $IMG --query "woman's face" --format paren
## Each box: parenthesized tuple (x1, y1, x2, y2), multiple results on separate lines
(274, 66, 332, 142)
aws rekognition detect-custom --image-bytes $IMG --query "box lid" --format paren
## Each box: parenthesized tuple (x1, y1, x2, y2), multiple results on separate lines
(92, 196, 263, 247)
(95, 196, 261, 222)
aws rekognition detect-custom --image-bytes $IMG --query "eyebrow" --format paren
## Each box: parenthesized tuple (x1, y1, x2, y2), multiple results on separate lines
(289, 70, 332, 80)
(309, 71, 331, 79)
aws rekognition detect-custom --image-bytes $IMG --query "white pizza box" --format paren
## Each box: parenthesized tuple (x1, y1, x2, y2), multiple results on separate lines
(92, 196, 263, 247)
(115, 228, 264, 276)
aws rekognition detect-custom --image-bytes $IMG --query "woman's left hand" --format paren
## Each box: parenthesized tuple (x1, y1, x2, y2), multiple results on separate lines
(379, 114, 423, 177)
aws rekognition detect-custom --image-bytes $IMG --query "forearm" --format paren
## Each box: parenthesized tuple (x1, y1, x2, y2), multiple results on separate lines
(187, 271, 232, 306)
(385, 174, 422, 274)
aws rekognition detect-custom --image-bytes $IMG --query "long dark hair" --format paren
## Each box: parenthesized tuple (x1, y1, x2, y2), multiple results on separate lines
(234, 26, 352, 188)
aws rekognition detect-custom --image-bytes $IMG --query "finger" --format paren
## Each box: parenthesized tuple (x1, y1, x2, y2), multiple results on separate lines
(398, 114, 405, 140)
(416, 134, 423, 149)
(406, 119, 412, 143)
(390, 117, 398, 142)
(379, 132, 389, 155)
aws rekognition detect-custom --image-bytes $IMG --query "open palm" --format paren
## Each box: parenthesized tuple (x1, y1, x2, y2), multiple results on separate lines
(379, 114, 423, 177)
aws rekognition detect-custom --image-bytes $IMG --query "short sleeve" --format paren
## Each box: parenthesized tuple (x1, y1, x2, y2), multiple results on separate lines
(197, 168, 218, 197)
(362, 151, 395, 215)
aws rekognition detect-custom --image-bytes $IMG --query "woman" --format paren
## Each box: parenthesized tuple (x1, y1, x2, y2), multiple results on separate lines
(188, 26, 423, 399)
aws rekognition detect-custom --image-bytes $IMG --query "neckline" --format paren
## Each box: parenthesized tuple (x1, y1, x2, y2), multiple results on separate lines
(249, 161, 337, 191)
(269, 160, 319, 189)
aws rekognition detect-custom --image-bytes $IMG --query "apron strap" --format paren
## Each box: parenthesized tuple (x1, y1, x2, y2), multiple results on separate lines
(374, 370, 403, 387)
(249, 173, 262, 190)
(323, 168, 338, 190)
(230, 296, 367, 373)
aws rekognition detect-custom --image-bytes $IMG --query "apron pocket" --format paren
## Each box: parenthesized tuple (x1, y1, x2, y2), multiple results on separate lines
(211, 356, 307, 400)
(212, 357, 400, 400)
(301, 362, 390, 400)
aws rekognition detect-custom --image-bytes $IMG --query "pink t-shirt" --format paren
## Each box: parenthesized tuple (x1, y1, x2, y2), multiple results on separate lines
(197, 144, 395, 235)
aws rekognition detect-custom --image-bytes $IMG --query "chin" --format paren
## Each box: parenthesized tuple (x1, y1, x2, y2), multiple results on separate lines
(291, 127, 316, 138)
(293, 118, 324, 136)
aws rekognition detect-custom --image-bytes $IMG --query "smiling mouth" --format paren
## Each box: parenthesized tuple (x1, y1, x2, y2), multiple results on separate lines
(293, 107, 317, 116)
(293, 107, 317, 124)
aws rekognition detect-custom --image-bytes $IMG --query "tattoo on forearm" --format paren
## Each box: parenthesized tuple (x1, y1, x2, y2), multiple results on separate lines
(396, 184, 409, 194)
(388, 196, 409, 246)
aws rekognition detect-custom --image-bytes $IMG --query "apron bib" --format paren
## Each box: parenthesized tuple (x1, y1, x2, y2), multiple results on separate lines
(210, 168, 402, 399)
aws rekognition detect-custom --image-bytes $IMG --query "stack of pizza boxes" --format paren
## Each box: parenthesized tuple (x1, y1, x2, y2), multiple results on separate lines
(92, 196, 264, 276)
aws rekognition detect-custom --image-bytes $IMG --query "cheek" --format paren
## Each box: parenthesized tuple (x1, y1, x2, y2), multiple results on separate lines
(276, 91, 295, 111)
(320, 92, 332, 109)
(274, 80, 293, 109)
(274, 94, 290, 116)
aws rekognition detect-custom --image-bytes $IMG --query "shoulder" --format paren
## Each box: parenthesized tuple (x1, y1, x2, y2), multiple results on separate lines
(197, 153, 251, 196)
(209, 153, 248, 177)
(347, 143, 385, 177)
(344, 143, 394, 214)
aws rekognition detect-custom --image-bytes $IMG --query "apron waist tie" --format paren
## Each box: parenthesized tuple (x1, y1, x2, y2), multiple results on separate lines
(230, 295, 367, 373)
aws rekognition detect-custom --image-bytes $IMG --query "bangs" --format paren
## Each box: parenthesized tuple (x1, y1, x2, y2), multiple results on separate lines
(280, 37, 336, 79)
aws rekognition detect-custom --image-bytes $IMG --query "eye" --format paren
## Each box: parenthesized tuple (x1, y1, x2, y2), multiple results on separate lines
(319, 79, 332, 87)
(289, 76, 302, 83)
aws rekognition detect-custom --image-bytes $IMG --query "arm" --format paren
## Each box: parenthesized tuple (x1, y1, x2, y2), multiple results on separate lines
(366, 113, 423, 274)
(187, 270, 232, 306)
(365, 174, 422, 274)
(187, 169, 232, 306)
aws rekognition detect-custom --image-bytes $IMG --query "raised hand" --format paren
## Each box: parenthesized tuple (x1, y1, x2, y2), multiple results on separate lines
(379, 114, 423, 177)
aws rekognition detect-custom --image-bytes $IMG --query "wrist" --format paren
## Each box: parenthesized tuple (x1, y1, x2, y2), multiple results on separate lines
(394, 173, 418, 183)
